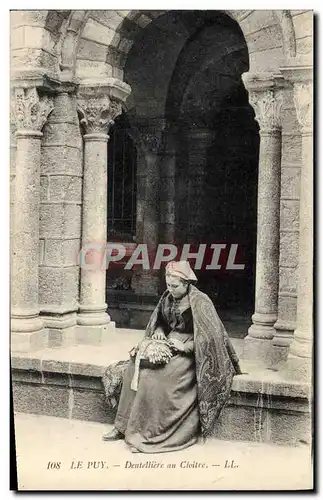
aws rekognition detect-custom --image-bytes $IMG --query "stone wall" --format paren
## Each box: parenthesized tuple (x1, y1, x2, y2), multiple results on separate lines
(291, 10, 313, 60)
(239, 10, 284, 71)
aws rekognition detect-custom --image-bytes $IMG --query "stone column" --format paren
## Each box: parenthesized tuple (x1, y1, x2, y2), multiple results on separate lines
(177, 124, 215, 244)
(280, 67, 313, 381)
(242, 73, 284, 363)
(159, 123, 177, 245)
(76, 81, 130, 343)
(11, 85, 53, 351)
(132, 120, 166, 297)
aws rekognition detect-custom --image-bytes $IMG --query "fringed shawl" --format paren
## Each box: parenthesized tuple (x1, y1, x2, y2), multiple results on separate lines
(144, 285, 241, 438)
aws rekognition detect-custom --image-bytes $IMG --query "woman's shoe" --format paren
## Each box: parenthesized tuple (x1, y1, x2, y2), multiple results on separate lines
(102, 428, 124, 441)
(129, 446, 140, 453)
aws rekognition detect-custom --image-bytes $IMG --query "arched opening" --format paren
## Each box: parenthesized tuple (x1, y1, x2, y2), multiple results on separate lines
(108, 10, 260, 335)
(164, 18, 260, 326)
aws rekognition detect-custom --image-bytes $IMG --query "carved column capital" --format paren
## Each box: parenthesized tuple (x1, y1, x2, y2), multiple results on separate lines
(11, 87, 54, 134)
(77, 80, 131, 136)
(242, 72, 284, 133)
(77, 95, 122, 135)
(140, 130, 164, 154)
(134, 119, 167, 154)
(248, 88, 284, 133)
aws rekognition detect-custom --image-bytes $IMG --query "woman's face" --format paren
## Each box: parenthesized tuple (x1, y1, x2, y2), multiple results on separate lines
(166, 275, 188, 299)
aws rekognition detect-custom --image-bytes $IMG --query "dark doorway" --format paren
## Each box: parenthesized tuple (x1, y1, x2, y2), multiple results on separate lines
(164, 15, 259, 318)
(114, 11, 260, 333)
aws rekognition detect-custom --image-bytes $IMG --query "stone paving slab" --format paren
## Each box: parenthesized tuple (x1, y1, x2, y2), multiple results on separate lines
(14, 412, 312, 491)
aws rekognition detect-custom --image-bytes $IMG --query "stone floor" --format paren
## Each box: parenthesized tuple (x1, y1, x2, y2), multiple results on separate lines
(14, 412, 312, 491)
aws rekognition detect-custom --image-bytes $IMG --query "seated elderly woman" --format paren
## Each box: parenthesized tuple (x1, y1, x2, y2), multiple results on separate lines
(102, 261, 241, 453)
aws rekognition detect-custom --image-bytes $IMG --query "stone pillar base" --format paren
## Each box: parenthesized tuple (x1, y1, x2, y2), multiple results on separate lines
(75, 322, 116, 346)
(42, 312, 77, 349)
(281, 355, 312, 383)
(268, 345, 290, 369)
(11, 313, 43, 334)
(77, 310, 111, 326)
(11, 329, 48, 353)
(242, 336, 274, 364)
(46, 327, 76, 349)
(269, 325, 294, 368)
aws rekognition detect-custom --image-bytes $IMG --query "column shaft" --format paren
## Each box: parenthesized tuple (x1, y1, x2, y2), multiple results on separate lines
(76, 81, 131, 341)
(11, 84, 53, 351)
(78, 133, 110, 325)
(133, 121, 165, 297)
(11, 132, 43, 328)
(159, 125, 177, 245)
(242, 74, 283, 363)
(250, 130, 281, 331)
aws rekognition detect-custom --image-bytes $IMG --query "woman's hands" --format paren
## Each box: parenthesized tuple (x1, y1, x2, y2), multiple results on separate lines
(152, 328, 167, 341)
(168, 338, 186, 353)
(151, 328, 188, 354)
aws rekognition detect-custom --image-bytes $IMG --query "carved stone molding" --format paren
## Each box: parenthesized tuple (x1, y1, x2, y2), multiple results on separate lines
(243, 72, 284, 133)
(12, 87, 54, 133)
(279, 65, 313, 134)
(77, 80, 131, 135)
(293, 82, 313, 133)
(274, 10, 297, 59)
(58, 11, 89, 81)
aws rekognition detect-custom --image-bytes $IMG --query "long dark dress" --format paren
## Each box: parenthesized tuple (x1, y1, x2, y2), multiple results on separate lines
(114, 293, 200, 453)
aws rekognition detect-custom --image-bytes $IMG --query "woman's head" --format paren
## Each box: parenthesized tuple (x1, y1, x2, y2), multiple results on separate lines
(166, 274, 189, 299)
(165, 261, 197, 298)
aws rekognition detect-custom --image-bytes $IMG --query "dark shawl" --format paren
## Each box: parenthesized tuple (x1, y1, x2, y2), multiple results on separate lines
(102, 285, 241, 438)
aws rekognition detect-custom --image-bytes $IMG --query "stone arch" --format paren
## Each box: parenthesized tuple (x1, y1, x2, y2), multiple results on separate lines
(72, 9, 296, 82)
(11, 9, 312, 89)
(10, 10, 299, 81)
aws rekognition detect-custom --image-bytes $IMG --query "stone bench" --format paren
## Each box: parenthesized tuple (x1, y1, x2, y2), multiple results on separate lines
(11, 330, 311, 446)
